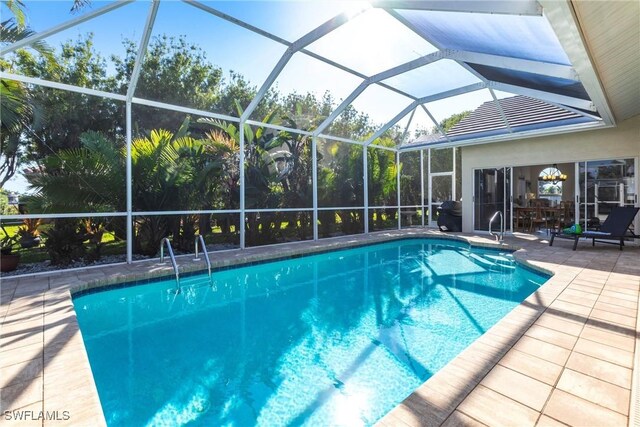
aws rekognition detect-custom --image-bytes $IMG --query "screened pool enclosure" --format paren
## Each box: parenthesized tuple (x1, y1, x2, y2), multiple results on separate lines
(0, 0, 611, 269)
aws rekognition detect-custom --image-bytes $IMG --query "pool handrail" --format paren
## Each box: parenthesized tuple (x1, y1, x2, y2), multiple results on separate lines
(160, 237, 180, 293)
(489, 211, 504, 242)
(194, 234, 212, 282)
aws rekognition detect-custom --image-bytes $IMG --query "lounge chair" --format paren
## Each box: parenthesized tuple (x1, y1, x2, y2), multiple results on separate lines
(549, 206, 639, 250)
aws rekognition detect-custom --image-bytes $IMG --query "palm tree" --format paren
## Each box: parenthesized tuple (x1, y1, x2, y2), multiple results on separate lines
(25, 122, 226, 256)
(0, 0, 56, 187)
(199, 109, 286, 245)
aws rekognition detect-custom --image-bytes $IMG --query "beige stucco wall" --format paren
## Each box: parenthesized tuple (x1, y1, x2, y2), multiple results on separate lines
(460, 114, 640, 232)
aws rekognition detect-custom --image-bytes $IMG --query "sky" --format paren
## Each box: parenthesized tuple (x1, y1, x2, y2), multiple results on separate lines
(2, 0, 520, 193)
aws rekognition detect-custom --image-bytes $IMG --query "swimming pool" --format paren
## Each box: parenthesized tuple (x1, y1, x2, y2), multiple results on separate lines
(73, 238, 548, 426)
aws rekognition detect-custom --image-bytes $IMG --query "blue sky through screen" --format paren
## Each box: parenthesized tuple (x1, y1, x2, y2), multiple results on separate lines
(3, 1, 508, 193)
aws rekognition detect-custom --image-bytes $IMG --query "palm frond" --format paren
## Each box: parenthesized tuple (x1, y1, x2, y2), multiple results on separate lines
(0, 20, 57, 64)
(0, 78, 32, 132)
(2, 1, 26, 28)
(70, 0, 91, 14)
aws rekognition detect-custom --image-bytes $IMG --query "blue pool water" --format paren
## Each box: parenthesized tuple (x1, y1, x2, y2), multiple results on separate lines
(74, 238, 548, 426)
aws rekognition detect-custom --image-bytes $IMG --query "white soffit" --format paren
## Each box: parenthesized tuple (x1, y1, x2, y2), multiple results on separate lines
(571, 0, 640, 122)
(540, 0, 616, 126)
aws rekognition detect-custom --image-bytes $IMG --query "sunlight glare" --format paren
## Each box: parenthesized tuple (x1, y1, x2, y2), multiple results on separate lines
(331, 385, 370, 426)
(341, 1, 372, 20)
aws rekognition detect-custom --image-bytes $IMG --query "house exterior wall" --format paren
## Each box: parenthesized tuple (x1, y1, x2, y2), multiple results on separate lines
(460, 115, 640, 232)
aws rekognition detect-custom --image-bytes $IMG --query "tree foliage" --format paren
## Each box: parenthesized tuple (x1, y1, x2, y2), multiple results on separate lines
(6, 23, 466, 262)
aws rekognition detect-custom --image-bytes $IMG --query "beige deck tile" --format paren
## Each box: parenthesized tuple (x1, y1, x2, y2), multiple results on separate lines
(524, 291, 556, 307)
(442, 359, 489, 385)
(567, 283, 602, 295)
(576, 271, 610, 281)
(512, 336, 571, 366)
(456, 341, 507, 365)
(557, 287, 600, 300)
(1, 308, 43, 326)
(413, 383, 465, 413)
(405, 392, 452, 425)
(535, 415, 568, 426)
(0, 341, 41, 369)
(565, 352, 632, 389)
(0, 376, 43, 413)
(0, 329, 43, 353)
(12, 281, 49, 299)
(593, 300, 637, 318)
(377, 409, 414, 427)
(498, 314, 540, 332)
(610, 279, 640, 288)
(597, 294, 638, 309)
(390, 399, 442, 427)
(556, 368, 630, 414)
(0, 318, 43, 338)
(0, 357, 43, 389)
(543, 389, 627, 426)
(423, 369, 478, 403)
(603, 284, 637, 295)
(457, 385, 539, 427)
(0, 304, 9, 321)
(441, 410, 487, 427)
(509, 304, 545, 319)
(570, 279, 606, 289)
(580, 325, 635, 352)
(1, 293, 16, 308)
(6, 297, 43, 313)
(498, 349, 563, 386)
(523, 325, 579, 350)
(533, 313, 585, 336)
(600, 289, 638, 303)
(475, 330, 521, 350)
(488, 320, 529, 339)
(548, 299, 592, 317)
(42, 402, 105, 427)
(0, 401, 44, 427)
(589, 309, 636, 328)
(573, 338, 634, 368)
(555, 294, 598, 309)
(480, 364, 552, 411)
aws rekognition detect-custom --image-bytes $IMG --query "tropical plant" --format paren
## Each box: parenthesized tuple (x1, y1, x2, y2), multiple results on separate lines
(16, 217, 41, 248)
(317, 140, 365, 236)
(42, 219, 87, 265)
(199, 107, 286, 246)
(0, 0, 55, 187)
(25, 131, 125, 214)
(367, 138, 398, 230)
(0, 231, 18, 255)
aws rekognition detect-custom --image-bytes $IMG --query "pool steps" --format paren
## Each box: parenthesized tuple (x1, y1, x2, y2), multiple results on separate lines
(468, 252, 515, 272)
(160, 235, 214, 294)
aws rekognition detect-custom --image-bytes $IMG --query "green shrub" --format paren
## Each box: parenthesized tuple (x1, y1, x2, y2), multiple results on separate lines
(42, 219, 88, 265)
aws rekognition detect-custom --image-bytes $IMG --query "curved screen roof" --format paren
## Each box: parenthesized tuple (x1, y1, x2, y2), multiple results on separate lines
(0, 0, 611, 150)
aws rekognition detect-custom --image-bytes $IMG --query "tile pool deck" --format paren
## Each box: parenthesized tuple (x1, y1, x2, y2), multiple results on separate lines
(1, 230, 639, 426)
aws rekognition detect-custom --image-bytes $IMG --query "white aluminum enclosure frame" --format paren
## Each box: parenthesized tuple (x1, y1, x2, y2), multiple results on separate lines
(0, 0, 616, 266)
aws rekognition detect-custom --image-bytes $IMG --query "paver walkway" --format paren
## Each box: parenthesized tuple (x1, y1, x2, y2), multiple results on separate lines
(1, 230, 638, 426)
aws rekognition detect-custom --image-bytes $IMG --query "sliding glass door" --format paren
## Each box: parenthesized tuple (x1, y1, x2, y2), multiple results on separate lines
(577, 159, 637, 230)
(473, 167, 512, 232)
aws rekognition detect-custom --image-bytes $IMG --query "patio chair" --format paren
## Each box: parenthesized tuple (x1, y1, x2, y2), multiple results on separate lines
(549, 206, 639, 250)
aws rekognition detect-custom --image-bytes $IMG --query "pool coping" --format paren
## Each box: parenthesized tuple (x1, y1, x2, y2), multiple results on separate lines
(68, 233, 550, 298)
(1, 229, 638, 426)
